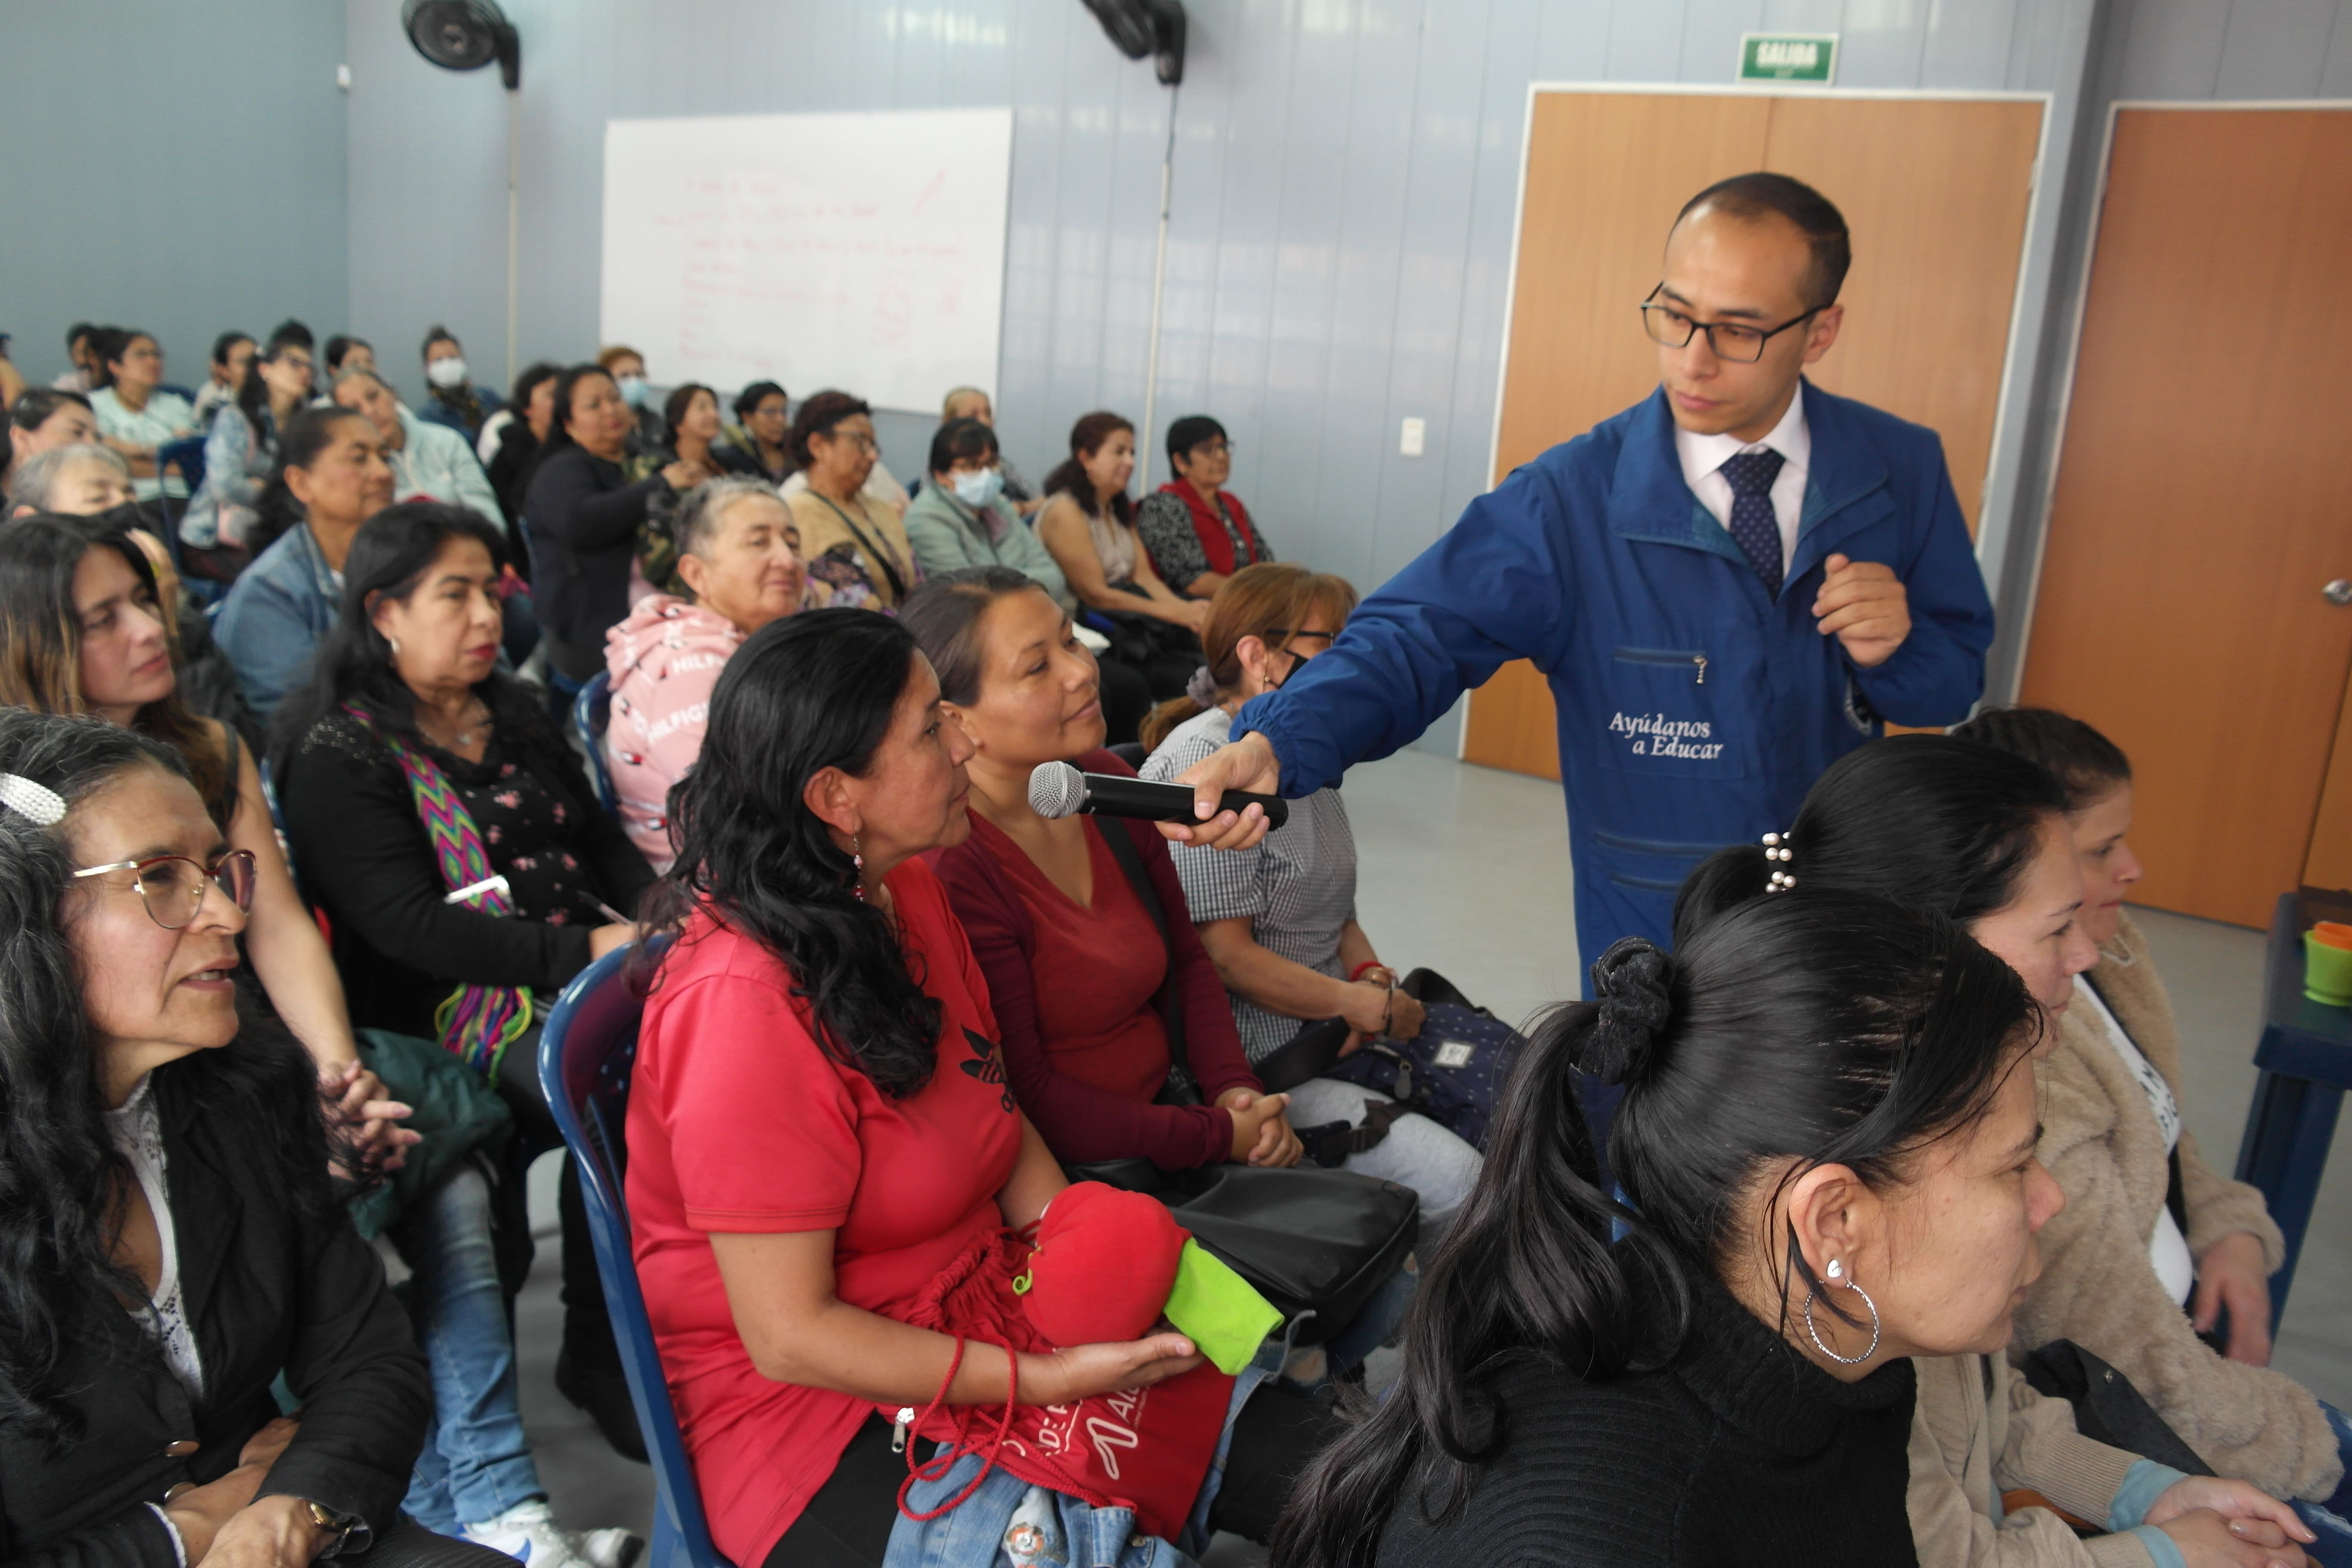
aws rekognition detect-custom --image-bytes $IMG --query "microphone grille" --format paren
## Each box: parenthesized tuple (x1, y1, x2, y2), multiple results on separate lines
(1028, 761, 1087, 820)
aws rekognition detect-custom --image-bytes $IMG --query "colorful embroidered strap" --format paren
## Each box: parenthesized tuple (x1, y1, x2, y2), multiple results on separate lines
(343, 704, 533, 1079)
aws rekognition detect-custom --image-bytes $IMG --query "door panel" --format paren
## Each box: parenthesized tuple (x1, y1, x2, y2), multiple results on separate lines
(2021, 108, 2352, 928)
(1465, 91, 2040, 776)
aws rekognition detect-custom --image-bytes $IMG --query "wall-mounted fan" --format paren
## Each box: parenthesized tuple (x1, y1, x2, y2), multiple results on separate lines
(400, 0, 524, 384)
(1081, 0, 1185, 86)
(403, 0, 521, 89)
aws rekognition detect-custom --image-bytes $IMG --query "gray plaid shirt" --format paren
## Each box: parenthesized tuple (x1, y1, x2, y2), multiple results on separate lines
(1140, 705, 1356, 1061)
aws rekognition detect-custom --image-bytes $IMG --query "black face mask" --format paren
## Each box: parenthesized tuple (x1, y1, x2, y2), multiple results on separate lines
(82, 500, 159, 537)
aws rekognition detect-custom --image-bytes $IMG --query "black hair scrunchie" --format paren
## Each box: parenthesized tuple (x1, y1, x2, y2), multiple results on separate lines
(1582, 936, 1673, 1087)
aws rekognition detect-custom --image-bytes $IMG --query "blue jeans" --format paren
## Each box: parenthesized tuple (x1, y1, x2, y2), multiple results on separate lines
(395, 1164, 546, 1532)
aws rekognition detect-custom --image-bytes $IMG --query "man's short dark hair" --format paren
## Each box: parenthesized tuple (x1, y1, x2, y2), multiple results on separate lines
(10, 388, 92, 432)
(267, 318, 315, 351)
(1675, 173, 1852, 310)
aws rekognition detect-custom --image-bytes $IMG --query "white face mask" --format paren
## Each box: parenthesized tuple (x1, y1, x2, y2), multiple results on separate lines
(951, 467, 1004, 509)
(426, 356, 469, 389)
(616, 374, 652, 409)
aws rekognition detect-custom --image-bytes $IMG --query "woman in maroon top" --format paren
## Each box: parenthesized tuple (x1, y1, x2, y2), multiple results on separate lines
(909, 567, 1301, 1173)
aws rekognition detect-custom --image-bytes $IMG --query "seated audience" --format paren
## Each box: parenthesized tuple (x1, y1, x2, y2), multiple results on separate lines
(215, 406, 395, 723)
(524, 364, 701, 691)
(634, 384, 727, 592)
(272, 501, 654, 1458)
(190, 329, 254, 428)
(628, 607, 1324, 1568)
(1953, 709, 2352, 1535)
(181, 333, 315, 575)
(902, 415, 1072, 611)
(940, 385, 1039, 515)
(7, 441, 137, 521)
(9, 386, 99, 464)
(481, 360, 561, 522)
(325, 333, 376, 379)
(661, 383, 725, 477)
(334, 367, 504, 526)
(90, 328, 198, 503)
(1138, 564, 1481, 1234)
(1039, 411, 1204, 658)
(782, 390, 921, 611)
(1276, 891, 2309, 1566)
(0, 705, 478, 1568)
(52, 320, 105, 393)
(712, 380, 792, 483)
(596, 344, 665, 451)
(604, 477, 813, 870)
(1136, 415, 1272, 601)
(418, 326, 502, 441)
(907, 570, 1296, 1174)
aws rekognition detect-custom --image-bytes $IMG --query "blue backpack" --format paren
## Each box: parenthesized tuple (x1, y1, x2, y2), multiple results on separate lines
(1256, 969, 1523, 1154)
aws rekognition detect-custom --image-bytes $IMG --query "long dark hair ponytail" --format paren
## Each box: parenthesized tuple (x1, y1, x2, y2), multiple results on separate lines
(645, 609, 945, 1097)
(1273, 890, 2036, 1568)
(1673, 733, 2069, 947)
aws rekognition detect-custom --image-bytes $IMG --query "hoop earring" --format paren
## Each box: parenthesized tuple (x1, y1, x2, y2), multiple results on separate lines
(1802, 1258, 1881, 1366)
(850, 834, 865, 902)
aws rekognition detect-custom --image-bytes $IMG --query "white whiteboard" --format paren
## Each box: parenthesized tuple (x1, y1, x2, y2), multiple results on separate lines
(599, 108, 1013, 413)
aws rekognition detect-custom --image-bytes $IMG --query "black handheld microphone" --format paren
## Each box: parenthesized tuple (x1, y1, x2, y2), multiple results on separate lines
(1028, 760, 1289, 831)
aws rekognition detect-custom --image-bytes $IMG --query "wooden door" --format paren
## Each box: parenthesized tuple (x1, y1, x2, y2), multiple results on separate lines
(1464, 90, 2043, 781)
(2019, 108, 2352, 929)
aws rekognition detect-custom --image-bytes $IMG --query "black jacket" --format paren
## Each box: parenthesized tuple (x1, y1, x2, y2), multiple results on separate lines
(522, 445, 671, 678)
(0, 1041, 429, 1568)
(276, 708, 655, 1043)
(1374, 1256, 1919, 1567)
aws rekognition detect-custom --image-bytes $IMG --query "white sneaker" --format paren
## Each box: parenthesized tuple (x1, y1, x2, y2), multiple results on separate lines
(462, 1500, 643, 1568)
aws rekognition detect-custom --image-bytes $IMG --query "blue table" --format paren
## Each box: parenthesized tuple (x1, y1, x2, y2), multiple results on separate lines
(2233, 891, 2352, 1329)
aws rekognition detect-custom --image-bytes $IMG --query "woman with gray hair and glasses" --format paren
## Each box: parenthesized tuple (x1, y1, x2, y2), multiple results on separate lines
(604, 476, 821, 870)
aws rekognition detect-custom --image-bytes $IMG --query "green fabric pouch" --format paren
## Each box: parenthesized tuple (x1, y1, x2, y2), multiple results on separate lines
(1163, 1239, 1283, 1375)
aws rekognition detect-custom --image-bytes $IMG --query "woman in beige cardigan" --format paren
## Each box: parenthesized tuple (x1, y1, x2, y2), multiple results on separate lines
(1958, 709, 2352, 1541)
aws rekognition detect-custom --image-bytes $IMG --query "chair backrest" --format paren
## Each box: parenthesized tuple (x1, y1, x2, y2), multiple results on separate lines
(1106, 740, 1148, 769)
(537, 936, 732, 1568)
(573, 670, 617, 814)
(157, 433, 208, 501)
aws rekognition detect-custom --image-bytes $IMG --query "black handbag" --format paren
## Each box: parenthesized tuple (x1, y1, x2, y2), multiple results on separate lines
(1075, 821, 1419, 1345)
(2018, 1340, 2215, 1476)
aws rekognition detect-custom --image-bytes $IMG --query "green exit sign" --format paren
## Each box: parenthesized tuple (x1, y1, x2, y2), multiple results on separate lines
(1739, 32, 1838, 83)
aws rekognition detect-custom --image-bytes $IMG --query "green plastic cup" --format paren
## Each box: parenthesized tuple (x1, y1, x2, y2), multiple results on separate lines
(2305, 931, 2352, 1006)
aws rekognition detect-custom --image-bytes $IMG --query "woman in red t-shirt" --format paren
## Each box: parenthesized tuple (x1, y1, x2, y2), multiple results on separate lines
(625, 608, 1320, 1568)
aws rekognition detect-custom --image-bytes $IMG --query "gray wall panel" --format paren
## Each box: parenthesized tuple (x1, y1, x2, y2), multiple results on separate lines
(1, 0, 347, 388)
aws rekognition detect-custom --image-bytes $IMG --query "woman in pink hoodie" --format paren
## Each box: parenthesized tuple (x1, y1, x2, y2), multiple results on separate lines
(604, 477, 821, 868)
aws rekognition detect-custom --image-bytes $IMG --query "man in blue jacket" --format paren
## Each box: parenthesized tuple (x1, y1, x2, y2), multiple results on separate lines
(1167, 172, 1995, 968)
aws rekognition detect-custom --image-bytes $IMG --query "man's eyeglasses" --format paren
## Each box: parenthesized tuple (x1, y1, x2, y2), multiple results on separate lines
(1639, 284, 1822, 364)
(72, 850, 257, 930)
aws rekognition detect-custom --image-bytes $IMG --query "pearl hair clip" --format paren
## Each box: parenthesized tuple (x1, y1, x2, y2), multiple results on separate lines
(0, 773, 65, 827)
(1763, 830, 1796, 892)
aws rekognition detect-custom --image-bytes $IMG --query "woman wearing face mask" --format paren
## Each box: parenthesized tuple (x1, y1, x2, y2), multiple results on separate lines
(603, 478, 817, 871)
(0, 707, 500, 1568)
(783, 391, 922, 612)
(89, 329, 198, 503)
(215, 407, 397, 725)
(1275, 894, 2313, 1568)
(334, 369, 504, 527)
(1954, 710, 2352, 1544)
(1136, 564, 1482, 1235)
(419, 328, 502, 442)
(903, 416, 1072, 612)
(713, 380, 793, 484)
(524, 365, 703, 693)
(181, 334, 315, 576)
(1134, 415, 1274, 603)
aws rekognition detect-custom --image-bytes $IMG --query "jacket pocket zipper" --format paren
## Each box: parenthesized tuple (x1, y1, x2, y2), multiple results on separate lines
(1614, 647, 1708, 685)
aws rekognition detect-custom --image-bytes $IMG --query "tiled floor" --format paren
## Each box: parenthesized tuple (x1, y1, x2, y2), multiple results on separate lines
(511, 748, 2349, 1560)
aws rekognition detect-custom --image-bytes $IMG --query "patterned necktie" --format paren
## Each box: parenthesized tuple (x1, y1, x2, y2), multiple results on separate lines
(1719, 447, 1786, 597)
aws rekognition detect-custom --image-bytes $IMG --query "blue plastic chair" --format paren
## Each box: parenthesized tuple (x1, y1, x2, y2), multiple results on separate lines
(573, 670, 617, 814)
(536, 936, 729, 1568)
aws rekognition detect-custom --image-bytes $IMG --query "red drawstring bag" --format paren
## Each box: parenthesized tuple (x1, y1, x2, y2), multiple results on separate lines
(886, 1223, 1234, 1541)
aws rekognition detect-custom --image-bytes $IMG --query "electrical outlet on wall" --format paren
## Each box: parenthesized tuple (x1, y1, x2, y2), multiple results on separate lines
(1399, 416, 1426, 457)
(337, 64, 352, 91)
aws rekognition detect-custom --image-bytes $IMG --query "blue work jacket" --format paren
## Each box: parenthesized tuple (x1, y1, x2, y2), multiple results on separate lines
(1235, 380, 1995, 966)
